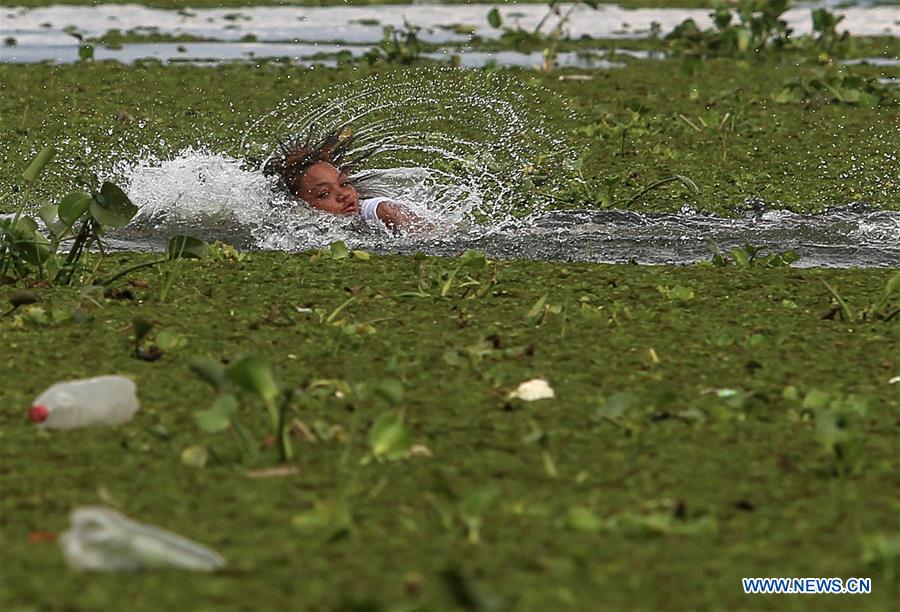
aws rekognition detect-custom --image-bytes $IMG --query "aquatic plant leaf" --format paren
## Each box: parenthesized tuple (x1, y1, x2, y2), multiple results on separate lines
(167, 235, 208, 260)
(195, 394, 238, 433)
(487, 7, 502, 28)
(90, 182, 137, 228)
(597, 391, 637, 420)
(77, 44, 94, 61)
(861, 534, 900, 578)
(368, 412, 411, 461)
(22, 146, 55, 184)
(226, 354, 280, 404)
(190, 357, 228, 392)
(325, 241, 350, 260)
(38, 204, 57, 228)
(156, 330, 188, 351)
(567, 506, 602, 532)
(180, 445, 209, 468)
(606, 512, 716, 537)
(458, 249, 488, 270)
(374, 379, 404, 405)
(58, 192, 92, 226)
(524, 295, 547, 326)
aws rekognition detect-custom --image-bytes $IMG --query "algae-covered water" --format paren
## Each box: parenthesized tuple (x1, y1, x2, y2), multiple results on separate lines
(1, 1, 899, 610)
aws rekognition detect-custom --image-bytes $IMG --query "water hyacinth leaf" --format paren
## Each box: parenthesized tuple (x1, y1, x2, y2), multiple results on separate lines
(487, 7, 502, 28)
(195, 394, 238, 433)
(374, 378, 404, 405)
(597, 391, 637, 420)
(13, 229, 52, 266)
(156, 330, 188, 351)
(89, 182, 138, 228)
(369, 412, 411, 461)
(327, 241, 350, 259)
(38, 204, 58, 228)
(190, 357, 228, 392)
(567, 506, 602, 533)
(58, 192, 92, 226)
(606, 512, 716, 537)
(458, 249, 488, 270)
(14, 216, 39, 234)
(226, 354, 280, 404)
(167, 235, 208, 260)
(22, 146, 55, 184)
(525, 295, 547, 325)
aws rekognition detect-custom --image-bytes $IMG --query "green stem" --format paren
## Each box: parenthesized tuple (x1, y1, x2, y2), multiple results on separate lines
(97, 257, 168, 287)
(618, 176, 692, 207)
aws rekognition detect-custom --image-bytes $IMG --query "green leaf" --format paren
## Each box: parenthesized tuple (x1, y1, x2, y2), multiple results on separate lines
(22, 146, 55, 184)
(190, 357, 228, 392)
(374, 378, 404, 405)
(458, 249, 488, 270)
(167, 235, 208, 260)
(89, 182, 138, 228)
(568, 506, 602, 532)
(180, 445, 209, 468)
(597, 391, 637, 421)
(78, 44, 94, 61)
(524, 294, 547, 326)
(195, 394, 238, 433)
(38, 204, 58, 228)
(156, 330, 188, 351)
(487, 7, 502, 28)
(58, 192, 92, 226)
(325, 241, 349, 259)
(368, 412, 411, 461)
(226, 353, 280, 404)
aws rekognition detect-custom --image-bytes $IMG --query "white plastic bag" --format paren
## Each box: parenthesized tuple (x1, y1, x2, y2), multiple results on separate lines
(60, 506, 225, 572)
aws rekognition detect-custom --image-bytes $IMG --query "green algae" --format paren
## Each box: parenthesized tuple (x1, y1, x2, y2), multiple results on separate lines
(0, 252, 898, 610)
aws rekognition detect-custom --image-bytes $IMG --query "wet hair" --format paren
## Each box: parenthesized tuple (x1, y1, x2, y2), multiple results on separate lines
(262, 127, 373, 196)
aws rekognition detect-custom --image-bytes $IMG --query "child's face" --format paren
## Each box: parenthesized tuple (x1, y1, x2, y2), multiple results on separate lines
(297, 162, 360, 215)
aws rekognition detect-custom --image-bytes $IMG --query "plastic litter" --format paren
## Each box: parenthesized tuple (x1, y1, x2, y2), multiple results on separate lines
(29, 376, 140, 429)
(508, 378, 555, 401)
(60, 506, 226, 572)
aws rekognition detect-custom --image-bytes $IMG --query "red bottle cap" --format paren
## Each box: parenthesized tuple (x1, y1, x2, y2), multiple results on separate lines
(29, 404, 49, 423)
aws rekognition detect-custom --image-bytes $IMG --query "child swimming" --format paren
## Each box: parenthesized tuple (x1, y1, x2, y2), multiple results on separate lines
(263, 129, 426, 232)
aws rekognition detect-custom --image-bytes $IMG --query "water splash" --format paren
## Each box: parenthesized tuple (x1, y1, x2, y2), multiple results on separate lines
(111, 69, 898, 268)
(111, 147, 900, 268)
(118, 69, 578, 249)
(241, 67, 577, 220)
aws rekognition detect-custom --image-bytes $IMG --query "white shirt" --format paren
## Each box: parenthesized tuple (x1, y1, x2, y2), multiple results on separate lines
(359, 196, 393, 230)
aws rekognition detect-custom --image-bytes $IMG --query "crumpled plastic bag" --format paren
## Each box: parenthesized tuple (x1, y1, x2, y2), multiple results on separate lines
(60, 506, 225, 572)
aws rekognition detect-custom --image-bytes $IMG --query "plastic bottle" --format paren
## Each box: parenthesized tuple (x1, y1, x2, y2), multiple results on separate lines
(29, 376, 140, 429)
(61, 506, 226, 572)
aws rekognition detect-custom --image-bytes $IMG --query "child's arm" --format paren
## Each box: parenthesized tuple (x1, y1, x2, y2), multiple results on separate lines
(375, 201, 433, 233)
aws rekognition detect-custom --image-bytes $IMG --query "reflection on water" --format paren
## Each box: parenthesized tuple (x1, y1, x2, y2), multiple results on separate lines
(2, 3, 897, 54)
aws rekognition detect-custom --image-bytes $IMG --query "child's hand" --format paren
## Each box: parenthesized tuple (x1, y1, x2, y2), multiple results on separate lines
(376, 202, 434, 234)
